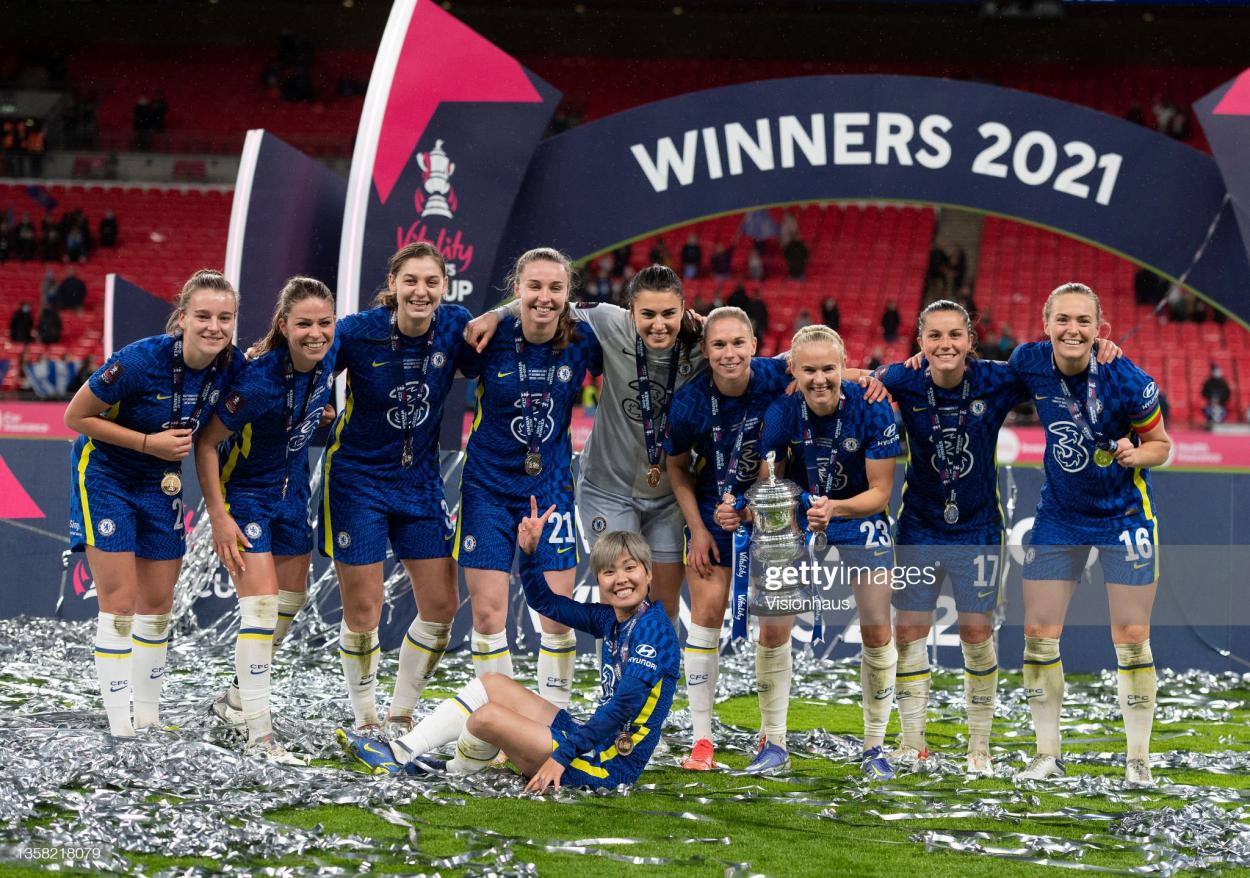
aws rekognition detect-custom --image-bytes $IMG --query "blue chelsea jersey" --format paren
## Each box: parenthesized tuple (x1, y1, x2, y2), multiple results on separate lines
(878, 358, 1028, 532)
(1009, 341, 1162, 520)
(462, 314, 602, 495)
(663, 356, 790, 507)
(757, 382, 900, 502)
(327, 305, 478, 470)
(81, 334, 242, 479)
(215, 341, 340, 495)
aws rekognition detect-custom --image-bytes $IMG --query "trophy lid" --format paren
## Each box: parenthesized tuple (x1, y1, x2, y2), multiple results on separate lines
(746, 451, 801, 503)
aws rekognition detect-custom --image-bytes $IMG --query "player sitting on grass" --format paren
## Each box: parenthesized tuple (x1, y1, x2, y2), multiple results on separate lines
(337, 500, 680, 792)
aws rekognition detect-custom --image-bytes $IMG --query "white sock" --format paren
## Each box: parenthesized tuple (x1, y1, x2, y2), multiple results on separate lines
(1115, 640, 1156, 762)
(236, 595, 277, 742)
(391, 616, 451, 718)
(1023, 636, 1064, 757)
(961, 637, 998, 754)
(339, 619, 381, 728)
(391, 677, 489, 761)
(471, 629, 513, 679)
(273, 589, 307, 646)
(95, 612, 134, 736)
(895, 638, 931, 752)
(684, 623, 720, 744)
(860, 640, 898, 750)
(447, 728, 500, 775)
(755, 643, 792, 749)
(130, 613, 170, 730)
(538, 631, 577, 710)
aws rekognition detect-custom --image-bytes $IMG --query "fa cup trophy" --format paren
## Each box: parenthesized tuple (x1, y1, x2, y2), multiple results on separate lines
(416, 139, 456, 219)
(745, 451, 806, 616)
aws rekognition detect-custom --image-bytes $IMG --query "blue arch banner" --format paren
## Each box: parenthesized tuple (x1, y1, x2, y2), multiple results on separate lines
(494, 74, 1250, 325)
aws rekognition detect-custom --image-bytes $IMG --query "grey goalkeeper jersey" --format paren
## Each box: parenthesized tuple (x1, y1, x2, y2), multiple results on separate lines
(574, 304, 706, 499)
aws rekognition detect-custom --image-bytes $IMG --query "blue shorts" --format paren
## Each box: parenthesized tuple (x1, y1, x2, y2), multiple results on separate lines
(69, 442, 187, 561)
(684, 504, 740, 570)
(455, 484, 577, 573)
(892, 521, 1004, 614)
(549, 709, 641, 789)
(1024, 508, 1159, 586)
(819, 513, 895, 570)
(224, 487, 313, 557)
(319, 462, 453, 565)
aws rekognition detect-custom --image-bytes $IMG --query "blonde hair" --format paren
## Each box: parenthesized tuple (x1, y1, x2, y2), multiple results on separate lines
(1043, 282, 1102, 324)
(589, 531, 653, 579)
(373, 241, 447, 310)
(165, 269, 238, 335)
(506, 246, 578, 353)
(790, 323, 845, 360)
(703, 305, 753, 339)
(252, 276, 335, 358)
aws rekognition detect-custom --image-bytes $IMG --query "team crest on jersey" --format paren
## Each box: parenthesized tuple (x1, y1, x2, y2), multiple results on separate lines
(463, 535, 477, 553)
(1025, 546, 1037, 564)
(556, 364, 573, 383)
(245, 522, 262, 540)
(431, 351, 447, 369)
(843, 437, 861, 452)
(100, 362, 123, 385)
(971, 399, 987, 416)
(1047, 421, 1089, 473)
(337, 531, 352, 548)
(591, 515, 607, 534)
(224, 392, 244, 415)
(97, 518, 116, 537)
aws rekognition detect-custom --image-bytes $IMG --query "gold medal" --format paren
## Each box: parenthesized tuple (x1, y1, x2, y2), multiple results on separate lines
(646, 465, 661, 488)
(1094, 448, 1115, 468)
(160, 472, 182, 496)
(615, 731, 635, 756)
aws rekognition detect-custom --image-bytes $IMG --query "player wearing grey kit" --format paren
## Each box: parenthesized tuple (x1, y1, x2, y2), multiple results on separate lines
(466, 265, 705, 622)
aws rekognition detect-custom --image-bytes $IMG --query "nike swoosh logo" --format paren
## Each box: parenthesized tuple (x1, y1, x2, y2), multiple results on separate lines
(497, 371, 516, 378)
(911, 406, 927, 412)
(1034, 394, 1048, 400)
(156, 393, 172, 400)
(1133, 561, 1150, 569)
(873, 549, 890, 557)
(371, 360, 389, 368)
(976, 589, 995, 598)
(557, 546, 573, 554)
(362, 743, 386, 756)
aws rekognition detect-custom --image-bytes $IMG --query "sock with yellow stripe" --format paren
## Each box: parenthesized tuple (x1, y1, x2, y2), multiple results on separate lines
(895, 638, 931, 752)
(1115, 640, 1156, 762)
(130, 613, 170, 730)
(391, 677, 488, 762)
(755, 643, 792, 749)
(860, 640, 898, 750)
(339, 619, 381, 728)
(447, 728, 500, 775)
(471, 629, 513, 679)
(391, 616, 451, 719)
(538, 630, 577, 710)
(961, 636, 998, 754)
(95, 612, 134, 737)
(273, 589, 307, 646)
(236, 595, 277, 743)
(684, 623, 720, 743)
(1023, 636, 1064, 757)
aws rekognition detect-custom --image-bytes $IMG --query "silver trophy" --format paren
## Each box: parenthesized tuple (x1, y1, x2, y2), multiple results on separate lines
(416, 139, 456, 219)
(746, 452, 807, 616)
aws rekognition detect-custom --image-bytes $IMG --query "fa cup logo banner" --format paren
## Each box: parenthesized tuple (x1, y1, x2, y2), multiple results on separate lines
(416, 139, 457, 219)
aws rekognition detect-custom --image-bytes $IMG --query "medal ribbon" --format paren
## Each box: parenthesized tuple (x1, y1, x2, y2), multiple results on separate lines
(926, 375, 970, 513)
(804, 531, 825, 643)
(281, 352, 325, 497)
(1054, 352, 1116, 455)
(635, 335, 683, 472)
(390, 310, 435, 467)
(169, 337, 222, 431)
(800, 398, 843, 499)
(710, 391, 751, 500)
(611, 600, 653, 739)
(515, 329, 556, 461)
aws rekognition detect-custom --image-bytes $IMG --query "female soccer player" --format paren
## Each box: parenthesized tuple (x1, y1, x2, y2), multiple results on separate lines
(1009, 283, 1169, 786)
(878, 300, 1122, 777)
(65, 269, 241, 737)
(321, 242, 479, 731)
(339, 499, 679, 791)
(755, 325, 901, 778)
(193, 277, 338, 763)
(455, 247, 602, 710)
(465, 264, 705, 624)
(663, 306, 790, 771)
